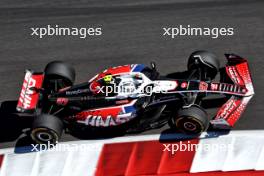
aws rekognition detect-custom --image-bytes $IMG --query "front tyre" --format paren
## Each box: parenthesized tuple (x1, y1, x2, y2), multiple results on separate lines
(31, 114, 63, 144)
(172, 106, 209, 135)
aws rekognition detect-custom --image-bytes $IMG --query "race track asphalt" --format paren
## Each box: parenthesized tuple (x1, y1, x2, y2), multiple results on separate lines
(0, 0, 263, 148)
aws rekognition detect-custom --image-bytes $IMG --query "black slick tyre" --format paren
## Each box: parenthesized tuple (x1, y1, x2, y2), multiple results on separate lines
(31, 114, 63, 144)
(174, 106, 209, 135)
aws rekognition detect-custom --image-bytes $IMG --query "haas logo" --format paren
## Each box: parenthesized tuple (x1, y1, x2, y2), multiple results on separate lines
(19, 73, 37, 109)
(77, 115, 129, 127)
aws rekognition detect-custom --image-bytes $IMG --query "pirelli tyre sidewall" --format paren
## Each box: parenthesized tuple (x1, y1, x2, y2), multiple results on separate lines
(175, 106, 209, 135)
(31, 114, 63, 144)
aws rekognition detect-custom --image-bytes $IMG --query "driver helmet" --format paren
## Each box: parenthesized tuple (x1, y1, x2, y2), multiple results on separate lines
(103, 74, 113, 84)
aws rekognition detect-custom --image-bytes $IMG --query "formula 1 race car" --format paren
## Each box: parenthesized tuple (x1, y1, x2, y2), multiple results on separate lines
(16, 51, 254, 144)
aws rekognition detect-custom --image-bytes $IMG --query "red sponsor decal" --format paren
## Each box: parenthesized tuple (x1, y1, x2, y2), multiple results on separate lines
(56, 98, 69, 106)
(181, 82, 187, 89)
(17, 71, 44, 111)
(199, 81, 208, 91)
(211, 83, 219, 91)
(236, 62, 252, 85)
(216, 97, 241, 120)
(226, 66, 244, 86)
(227, 102, 246, 126)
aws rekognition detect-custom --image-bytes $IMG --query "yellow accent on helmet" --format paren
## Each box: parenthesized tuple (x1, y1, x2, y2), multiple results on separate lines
(103, 75, 112, 83)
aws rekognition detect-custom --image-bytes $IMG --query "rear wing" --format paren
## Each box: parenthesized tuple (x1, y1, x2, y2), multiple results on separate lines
(16, 70, 44, 113)
(211, 54, 254, 128)
(224, 54, 254, 96)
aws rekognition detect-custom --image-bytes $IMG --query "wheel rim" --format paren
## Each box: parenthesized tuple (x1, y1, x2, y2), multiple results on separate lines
(37, 132, 53, 142)
(31, 128, 58, 144)
(183, 121, 197, 131)
(176, 116, 204, 134)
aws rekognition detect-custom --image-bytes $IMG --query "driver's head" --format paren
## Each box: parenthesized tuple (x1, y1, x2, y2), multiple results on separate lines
(103, 74, 113, 84)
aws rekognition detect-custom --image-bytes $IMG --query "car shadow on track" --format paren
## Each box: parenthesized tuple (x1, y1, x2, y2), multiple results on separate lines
(158, 128, 231, 143)
(0, 101, 33, 144)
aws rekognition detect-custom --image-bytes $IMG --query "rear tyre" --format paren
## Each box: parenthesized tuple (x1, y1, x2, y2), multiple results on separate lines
(188, 50, 220, 80)
(44, 61, 75, 90)
(31, 114, 63, 144)
(172, 106, 209, 135)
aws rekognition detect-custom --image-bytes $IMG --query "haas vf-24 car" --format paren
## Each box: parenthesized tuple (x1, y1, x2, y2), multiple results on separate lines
(16, 51, 254, 144)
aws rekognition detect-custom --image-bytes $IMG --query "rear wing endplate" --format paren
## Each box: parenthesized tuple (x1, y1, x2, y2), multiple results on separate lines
(16, 70, 44, 112)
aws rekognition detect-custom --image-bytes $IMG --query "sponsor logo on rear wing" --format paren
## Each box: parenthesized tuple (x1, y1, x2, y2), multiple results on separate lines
(225, 54, 254, 96)
(211, 54, 255, 128)
(16, 70, 44, 112)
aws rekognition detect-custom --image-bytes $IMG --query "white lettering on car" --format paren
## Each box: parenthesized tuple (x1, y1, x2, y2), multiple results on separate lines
(77, 115, 129, 127)
(19, 73, 36, 109)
